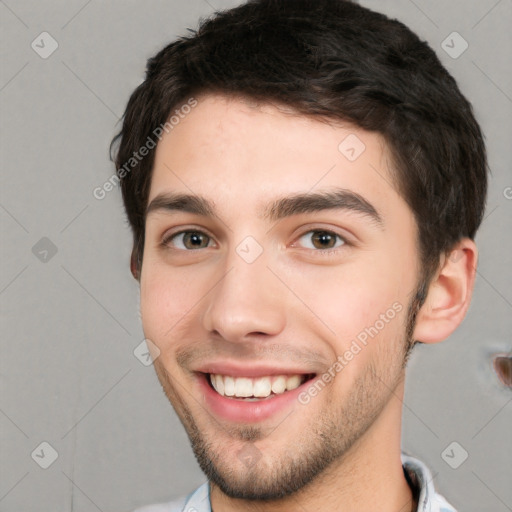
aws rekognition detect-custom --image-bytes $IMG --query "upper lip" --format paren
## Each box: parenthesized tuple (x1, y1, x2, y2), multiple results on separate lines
(195, 361, 317, 378)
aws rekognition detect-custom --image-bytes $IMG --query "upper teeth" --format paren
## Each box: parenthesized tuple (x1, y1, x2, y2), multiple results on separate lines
(209, 374, 305, 398)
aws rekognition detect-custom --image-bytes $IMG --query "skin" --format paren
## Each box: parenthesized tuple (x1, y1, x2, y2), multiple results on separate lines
(138, 93, 477, 512)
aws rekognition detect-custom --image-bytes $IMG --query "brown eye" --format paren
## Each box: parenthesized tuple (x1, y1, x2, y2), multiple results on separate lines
(165, 231, 212, 250)
(297, 230, 345, 250)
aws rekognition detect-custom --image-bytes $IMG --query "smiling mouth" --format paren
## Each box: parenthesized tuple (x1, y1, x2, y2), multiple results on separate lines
(204, 373, 317, 401)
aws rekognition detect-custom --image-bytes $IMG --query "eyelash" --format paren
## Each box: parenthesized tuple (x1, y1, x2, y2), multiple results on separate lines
(161, 228, 349, 255)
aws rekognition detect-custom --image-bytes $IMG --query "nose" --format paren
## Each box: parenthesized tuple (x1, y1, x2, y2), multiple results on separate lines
(201, 246, 287, 343)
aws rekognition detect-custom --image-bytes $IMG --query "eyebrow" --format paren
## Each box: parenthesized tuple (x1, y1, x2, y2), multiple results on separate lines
(146, 188, 383, 228)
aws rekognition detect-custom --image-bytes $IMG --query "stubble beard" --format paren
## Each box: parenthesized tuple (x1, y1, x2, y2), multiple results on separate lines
(151, 289, 423, 501)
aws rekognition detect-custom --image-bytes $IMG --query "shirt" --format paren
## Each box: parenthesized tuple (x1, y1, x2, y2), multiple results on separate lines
(132, 453, 456, 512)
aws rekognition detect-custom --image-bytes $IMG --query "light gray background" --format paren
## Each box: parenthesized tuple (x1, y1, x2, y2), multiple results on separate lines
(1, 1, 511, 511)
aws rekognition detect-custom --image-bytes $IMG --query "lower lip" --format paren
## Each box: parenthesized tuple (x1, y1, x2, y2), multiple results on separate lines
(197, 373, 314, 423)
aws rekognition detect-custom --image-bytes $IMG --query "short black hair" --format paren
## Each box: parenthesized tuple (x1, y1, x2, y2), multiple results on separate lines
(111, 0, 488, 295)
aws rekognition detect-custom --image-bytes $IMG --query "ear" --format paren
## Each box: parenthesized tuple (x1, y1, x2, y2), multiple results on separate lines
(130, 247, 140, 281)
(413, 238, 478, 344)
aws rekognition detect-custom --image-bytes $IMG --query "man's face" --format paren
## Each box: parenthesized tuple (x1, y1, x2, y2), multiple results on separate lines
(140, 94, 422, 499)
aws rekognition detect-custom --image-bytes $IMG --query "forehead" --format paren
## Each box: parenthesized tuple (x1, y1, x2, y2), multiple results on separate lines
(148, 93, 402, 217)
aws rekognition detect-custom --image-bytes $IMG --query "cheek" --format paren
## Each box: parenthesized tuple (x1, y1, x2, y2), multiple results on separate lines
(292, 262, 403, 337)
(140, 264, 204, 345)
(283, 256, 410, 379)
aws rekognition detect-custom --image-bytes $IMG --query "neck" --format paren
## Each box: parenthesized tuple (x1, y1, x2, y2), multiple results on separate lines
(210, 378, 416, 512)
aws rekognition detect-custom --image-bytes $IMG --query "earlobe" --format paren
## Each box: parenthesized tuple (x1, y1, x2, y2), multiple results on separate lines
(412, 238, 478, 344)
